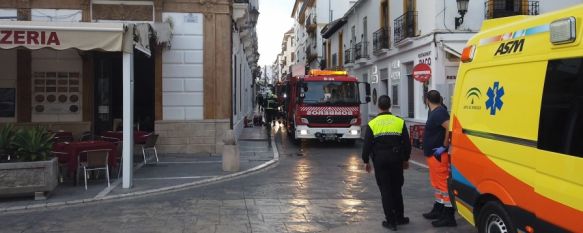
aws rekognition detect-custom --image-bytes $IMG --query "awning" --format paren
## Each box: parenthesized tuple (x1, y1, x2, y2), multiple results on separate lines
(0, 21, 124, 51)
(442, 42, 466, 58)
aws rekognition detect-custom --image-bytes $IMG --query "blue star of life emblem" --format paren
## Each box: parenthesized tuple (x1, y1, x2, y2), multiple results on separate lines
(486, 82, 504, 115)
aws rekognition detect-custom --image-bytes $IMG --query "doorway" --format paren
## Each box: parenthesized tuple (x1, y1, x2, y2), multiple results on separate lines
(93, 49, 155, 134)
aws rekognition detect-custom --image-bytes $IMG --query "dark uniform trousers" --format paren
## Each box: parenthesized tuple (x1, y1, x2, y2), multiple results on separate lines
(362, 112, 411, 222)
(373, 154, 405, 221)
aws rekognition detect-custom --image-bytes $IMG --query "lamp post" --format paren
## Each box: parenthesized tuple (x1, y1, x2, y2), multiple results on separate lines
(455, 0, 469, 29)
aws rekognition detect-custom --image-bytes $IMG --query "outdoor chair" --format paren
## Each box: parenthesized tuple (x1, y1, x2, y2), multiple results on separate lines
(51, 151, 69, 183)
(53, 135, 74, 143)
(77, 149, 111, 190)
(101, 136, 121, 144)
(142, 134, 159, 165)
(80, 132, 98, 141)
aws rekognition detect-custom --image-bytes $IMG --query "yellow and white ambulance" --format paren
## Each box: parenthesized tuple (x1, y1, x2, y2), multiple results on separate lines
(450, 4, 583, 233)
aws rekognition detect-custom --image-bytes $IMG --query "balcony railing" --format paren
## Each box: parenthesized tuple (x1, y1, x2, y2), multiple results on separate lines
(344, 48, 352, 64)
(485, 0, 539, 19)
(394, 11, 418, 44)
(354, 42, 368, 60)
(373, 27, 389, 52)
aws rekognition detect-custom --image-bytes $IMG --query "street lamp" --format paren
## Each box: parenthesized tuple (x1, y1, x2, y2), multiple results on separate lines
(455, 0, 469, 29)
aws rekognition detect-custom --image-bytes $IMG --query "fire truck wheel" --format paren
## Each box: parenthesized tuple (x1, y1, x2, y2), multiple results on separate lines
(343, 139, 356, 146)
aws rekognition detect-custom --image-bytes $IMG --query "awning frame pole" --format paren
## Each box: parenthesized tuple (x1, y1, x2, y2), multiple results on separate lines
(122, 52, 134, 189)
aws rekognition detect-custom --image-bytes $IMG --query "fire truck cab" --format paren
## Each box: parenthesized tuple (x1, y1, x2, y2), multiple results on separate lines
(280, 68, 370, 143)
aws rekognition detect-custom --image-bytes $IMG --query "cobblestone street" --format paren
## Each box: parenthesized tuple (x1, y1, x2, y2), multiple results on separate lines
(0, 125, 474, 233)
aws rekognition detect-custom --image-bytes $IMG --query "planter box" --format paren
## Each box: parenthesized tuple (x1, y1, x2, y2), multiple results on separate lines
(0, 157, 58, 200)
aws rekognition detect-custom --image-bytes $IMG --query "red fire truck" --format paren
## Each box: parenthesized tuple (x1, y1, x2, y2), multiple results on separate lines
(279, 67, 370, 143)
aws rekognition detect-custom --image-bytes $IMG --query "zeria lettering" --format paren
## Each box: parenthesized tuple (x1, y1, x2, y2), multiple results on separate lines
(0, 30, 60, 46)
(494, 38, 525, 56)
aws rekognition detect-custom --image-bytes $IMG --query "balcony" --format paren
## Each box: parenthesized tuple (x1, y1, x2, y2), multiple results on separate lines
(344, 48, 352, 65)
(306, 14, 317, 35)
(394, 11, 418, 45)
(373, 27, 390, 54)
(485, 0, 539, 19)
(306, 47, 318, 63)
(354, 41, 368, 64)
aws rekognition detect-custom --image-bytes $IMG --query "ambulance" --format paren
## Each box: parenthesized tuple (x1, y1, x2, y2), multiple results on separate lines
(450, 5, 583, 233)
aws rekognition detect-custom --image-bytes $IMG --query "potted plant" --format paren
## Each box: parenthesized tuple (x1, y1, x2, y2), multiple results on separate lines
(0, 124, 16, 162)
(0, 126, 58, 200)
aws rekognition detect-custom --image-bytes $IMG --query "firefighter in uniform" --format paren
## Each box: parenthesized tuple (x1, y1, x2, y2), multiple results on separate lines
(264, 92, 278, 126)
(421, 90, 457, 227)
(362, 95, 412, 231)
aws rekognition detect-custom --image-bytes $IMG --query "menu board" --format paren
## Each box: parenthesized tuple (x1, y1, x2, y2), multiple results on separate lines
(33, 72, 81, 114)
(0, 88, 16, 118)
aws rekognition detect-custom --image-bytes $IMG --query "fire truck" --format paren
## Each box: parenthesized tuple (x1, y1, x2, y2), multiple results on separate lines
(278, 66, 370, 144)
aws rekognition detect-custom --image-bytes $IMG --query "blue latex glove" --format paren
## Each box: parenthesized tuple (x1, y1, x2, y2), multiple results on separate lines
(432, 146, 448, 162)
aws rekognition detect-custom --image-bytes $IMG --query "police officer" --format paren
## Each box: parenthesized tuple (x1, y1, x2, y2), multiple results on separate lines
(362, 95, 412, 231)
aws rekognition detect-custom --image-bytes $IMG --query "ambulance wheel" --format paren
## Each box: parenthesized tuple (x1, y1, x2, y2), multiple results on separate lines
(477, 201, 516, 233)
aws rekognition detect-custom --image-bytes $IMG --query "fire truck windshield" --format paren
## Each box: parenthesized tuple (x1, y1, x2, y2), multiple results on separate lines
(302, 81, 359, 106)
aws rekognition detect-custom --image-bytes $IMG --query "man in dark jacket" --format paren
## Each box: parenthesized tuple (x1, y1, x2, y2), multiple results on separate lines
(362, 95, 412, 231)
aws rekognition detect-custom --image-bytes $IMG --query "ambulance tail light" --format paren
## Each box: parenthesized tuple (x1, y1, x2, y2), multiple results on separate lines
(461, 45, 476, 63)
(550, 17, 576, 45)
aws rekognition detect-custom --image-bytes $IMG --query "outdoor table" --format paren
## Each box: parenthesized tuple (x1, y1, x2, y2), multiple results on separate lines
(52, 140, 118, 177)
(101, 131, 151, 144)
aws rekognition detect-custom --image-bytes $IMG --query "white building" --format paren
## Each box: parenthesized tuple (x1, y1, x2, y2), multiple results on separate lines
(232, 0, 261, 136)
(272, 54, 283, 83)
(322, 0, 583, 125)
(272, 28, 295, 82)
(291, 0, 355, 69)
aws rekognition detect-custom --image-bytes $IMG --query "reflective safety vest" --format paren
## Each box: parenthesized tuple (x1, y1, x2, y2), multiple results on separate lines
(368, 114, 405, 138)
(266, 96, 277, 110)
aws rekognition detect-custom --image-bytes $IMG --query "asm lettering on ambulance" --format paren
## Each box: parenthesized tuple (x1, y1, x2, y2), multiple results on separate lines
(478, 24, 549, 56)
(300, 106, 359, 116)
(0, 30, 61, 46)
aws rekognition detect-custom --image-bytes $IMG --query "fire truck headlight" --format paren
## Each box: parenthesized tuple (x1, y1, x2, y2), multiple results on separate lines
(300, 129, 308, 135)
(350, 130, 359, 135)
(350, 118, 358, 124)
(300, 118, 309, 124)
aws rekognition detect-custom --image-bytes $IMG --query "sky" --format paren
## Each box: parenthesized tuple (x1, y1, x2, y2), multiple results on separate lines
(257, 0, 295, 67)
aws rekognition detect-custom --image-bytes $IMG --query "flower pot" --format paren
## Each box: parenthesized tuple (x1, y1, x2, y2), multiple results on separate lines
(0, 157, 58, 200)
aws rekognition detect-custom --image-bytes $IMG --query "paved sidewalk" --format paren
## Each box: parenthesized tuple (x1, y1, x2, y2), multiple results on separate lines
(0, 126, 276, 212)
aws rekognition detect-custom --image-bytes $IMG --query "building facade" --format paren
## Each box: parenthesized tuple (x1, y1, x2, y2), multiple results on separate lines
(322, 0, 582, 125)
(272, 28, 295, 82)
(0, 0, 259, 155)
(232, 0, 260, 138)
(291, 0, 355, 69)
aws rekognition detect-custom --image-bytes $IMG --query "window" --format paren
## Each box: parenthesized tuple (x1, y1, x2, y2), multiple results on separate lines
(392, 84, 399, 106)
(303, 81, 359, 105)
(332, 53, 337, 67)
(538, 58, 583, 157)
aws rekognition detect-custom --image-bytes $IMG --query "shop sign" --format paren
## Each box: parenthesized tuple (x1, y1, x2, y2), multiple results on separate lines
(412, 63, 431, 83)
(0, 30, 60, 46)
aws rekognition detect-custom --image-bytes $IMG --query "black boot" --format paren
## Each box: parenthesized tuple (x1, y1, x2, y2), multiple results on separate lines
(422, 202, 444, 220)
(396, 215, 410, 225)
(382, 220, 398, 231)
(431, 207, 458, 227)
